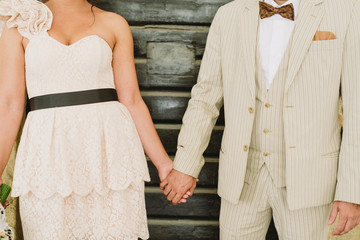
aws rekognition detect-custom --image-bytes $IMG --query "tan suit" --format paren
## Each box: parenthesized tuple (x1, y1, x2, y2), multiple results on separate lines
(174, 0, 360, 237)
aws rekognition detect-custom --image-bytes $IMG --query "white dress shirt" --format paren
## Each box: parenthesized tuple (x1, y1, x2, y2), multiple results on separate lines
(259, 0, 301, 90)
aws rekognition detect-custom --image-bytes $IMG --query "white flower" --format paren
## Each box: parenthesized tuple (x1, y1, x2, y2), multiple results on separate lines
(0, 205, 13, 239)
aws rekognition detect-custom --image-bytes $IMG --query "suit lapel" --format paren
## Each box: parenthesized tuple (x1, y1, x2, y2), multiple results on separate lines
(239, 0, 259, 103)
(285, 0, 325, 92)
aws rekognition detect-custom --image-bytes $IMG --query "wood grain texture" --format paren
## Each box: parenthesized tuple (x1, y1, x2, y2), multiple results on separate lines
(146, 188, 220, 217)
(132, 26, 208, 89)
(148, 220, 219, 240)
(137, 60, 200, 89)
(143, 95, 224, 124)
(148, 219, 279, 240)
(132, 25, 209, 58)
(98, 0, 232, 24)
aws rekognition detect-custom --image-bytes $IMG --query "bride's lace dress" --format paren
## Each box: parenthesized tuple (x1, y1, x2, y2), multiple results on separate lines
(0, 0, 150, 239)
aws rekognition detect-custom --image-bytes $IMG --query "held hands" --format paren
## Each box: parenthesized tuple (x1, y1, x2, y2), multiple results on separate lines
(160, 169, 198, 205)
(329, 201, 360, 235)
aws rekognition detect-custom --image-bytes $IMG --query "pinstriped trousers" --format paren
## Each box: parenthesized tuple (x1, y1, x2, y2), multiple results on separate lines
(219, 165, 332, 240)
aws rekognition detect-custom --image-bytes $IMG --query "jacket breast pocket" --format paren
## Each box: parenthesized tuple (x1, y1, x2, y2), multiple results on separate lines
(308, 39, 342, 52)
(300, 39, 343, 86)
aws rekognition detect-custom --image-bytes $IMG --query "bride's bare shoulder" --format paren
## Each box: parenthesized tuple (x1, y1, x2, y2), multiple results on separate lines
(94, 7, 130, 31)
(94, 8, 132, 44)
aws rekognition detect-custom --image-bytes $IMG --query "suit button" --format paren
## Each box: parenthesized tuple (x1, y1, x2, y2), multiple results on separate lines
(248, 107, 254, 114)
(263, 152, 270, 157)
(265, 102, 271, 108)
(243, 145, 249, 152)
(263, 129, 271, 134)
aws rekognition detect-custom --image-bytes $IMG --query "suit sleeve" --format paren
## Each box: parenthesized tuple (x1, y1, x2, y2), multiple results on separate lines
(334, 1, 360, 205)
(173, 8, 224, 178)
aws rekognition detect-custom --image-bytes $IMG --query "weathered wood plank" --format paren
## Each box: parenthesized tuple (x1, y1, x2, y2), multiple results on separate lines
(132, 25, 209, 58)
(146, 188, 220, 217)
(147, 42, 196, 75)
(132, 26, 208, 89)
(142, 94, 225, 124)
(136, 60, 200, 89)
(148, 219, 279, 240)
(147, 159, 219, 187)
(156, 125, 223, 156)
(148, 219, 219, 240)
(98, 0, 231, 24)
(143, 95, 189, 123)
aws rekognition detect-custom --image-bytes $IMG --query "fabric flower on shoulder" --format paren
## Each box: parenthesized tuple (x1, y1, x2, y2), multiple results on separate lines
(0, 0, 53, 39)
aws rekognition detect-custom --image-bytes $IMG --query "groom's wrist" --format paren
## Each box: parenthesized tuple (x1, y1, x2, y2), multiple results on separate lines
(173, 162, 201, 179)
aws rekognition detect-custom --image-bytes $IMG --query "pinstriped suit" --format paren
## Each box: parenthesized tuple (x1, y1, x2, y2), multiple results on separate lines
(173, 0, 360, 237)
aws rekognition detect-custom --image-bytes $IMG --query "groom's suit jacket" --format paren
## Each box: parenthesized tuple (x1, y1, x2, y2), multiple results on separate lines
(174, 0, 360, 210)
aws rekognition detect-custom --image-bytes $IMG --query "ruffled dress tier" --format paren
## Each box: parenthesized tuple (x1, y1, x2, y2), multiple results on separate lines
(0, 0, 150, 239)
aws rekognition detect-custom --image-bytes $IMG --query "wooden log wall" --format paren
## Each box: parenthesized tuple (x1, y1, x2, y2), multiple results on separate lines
(97, 0, 280, 239)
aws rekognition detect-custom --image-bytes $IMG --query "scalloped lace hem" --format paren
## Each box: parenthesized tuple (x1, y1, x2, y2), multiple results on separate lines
(20, 186, 149, 239)
(11, 177, 150, 199)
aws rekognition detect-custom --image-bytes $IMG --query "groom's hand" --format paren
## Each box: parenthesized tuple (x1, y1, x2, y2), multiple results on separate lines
(329, 201, 360, 235)
(160, 169, 197, 205)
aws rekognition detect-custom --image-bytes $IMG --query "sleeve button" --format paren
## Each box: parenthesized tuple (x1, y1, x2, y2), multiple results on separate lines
(243, 145, 249, 152)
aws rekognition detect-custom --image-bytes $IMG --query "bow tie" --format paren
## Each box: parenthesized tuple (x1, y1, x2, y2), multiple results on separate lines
(259, 2, 295, 21)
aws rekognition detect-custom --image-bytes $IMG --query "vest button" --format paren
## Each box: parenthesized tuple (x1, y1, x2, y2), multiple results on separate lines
(265, 102, 271, 108)
(248, 107, 254, 114)
(263, 129, 271, 134)
(243, 145, 249, 152)
(263, 152, 270, 157)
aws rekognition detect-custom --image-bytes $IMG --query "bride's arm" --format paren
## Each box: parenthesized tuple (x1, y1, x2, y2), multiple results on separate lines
(0, 26, 26, 177)
(110, 15, 174, 182)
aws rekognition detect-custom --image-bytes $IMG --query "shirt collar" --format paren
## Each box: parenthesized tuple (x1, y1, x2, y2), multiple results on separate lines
(263, 0, 301, 18)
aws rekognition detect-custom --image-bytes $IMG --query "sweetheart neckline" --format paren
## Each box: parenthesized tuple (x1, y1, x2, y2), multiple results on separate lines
(31, 3, 113, 53)
(47, 34, 113, 51)
(25, 34, 113, 55)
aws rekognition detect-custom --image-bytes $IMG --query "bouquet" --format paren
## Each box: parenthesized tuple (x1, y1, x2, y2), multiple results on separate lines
(0, 184, 13, 240)
(0, 205, 13, 240)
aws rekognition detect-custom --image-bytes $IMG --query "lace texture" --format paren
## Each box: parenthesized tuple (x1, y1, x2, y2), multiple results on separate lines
(12, 101, 151, 199)
(7, 0, 151, 238)
(0, 0, 52, 39)
(20, 185, 149, 240)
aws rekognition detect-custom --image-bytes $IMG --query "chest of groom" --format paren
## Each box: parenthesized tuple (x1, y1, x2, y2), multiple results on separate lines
(217, 0, 351, 210)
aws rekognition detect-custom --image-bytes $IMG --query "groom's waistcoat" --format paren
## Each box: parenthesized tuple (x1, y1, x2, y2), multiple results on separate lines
(247, 38, 292, 187)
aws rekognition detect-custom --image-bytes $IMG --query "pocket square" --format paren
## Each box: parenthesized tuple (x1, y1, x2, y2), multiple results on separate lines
(313, 31, 337, 41)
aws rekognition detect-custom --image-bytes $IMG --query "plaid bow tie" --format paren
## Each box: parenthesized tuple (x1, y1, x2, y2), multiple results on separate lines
(259, 1, 295, 21)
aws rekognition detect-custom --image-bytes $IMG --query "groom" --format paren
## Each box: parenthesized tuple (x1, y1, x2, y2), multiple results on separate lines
(161, 0, 360, 238)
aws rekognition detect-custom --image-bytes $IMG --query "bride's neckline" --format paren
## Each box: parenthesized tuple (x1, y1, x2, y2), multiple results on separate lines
(41, 2, 113, 50)
(46, 34, 112, 51)
(24, 34, 113, 56)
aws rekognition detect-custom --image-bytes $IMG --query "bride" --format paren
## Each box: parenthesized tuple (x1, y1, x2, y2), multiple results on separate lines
(0, 0, 190, 239)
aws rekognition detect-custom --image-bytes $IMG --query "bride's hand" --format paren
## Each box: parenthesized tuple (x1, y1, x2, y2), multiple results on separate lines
(2, 201, 9, 209)
(158, 158, 173, 182)
(177, 178, 199, 204)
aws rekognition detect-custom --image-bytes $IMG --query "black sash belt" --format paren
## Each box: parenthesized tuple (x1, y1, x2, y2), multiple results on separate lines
(29, 88, 118, 111)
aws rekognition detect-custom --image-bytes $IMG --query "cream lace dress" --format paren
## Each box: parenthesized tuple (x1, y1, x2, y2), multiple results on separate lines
(0, 0, 151, 239)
